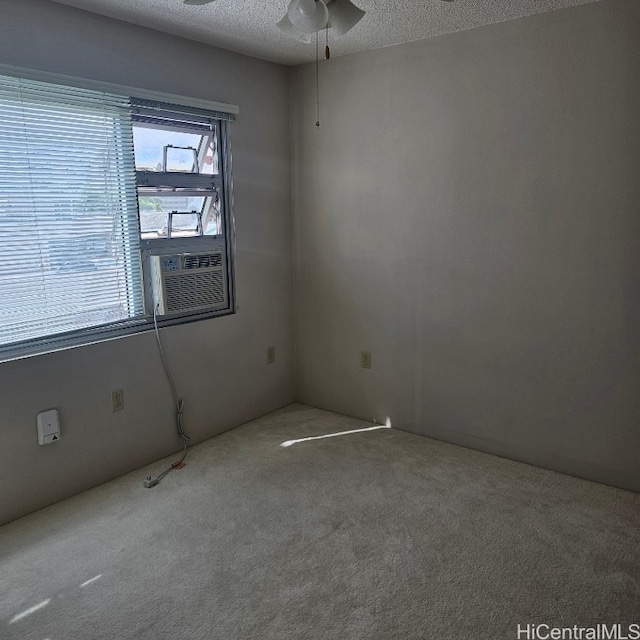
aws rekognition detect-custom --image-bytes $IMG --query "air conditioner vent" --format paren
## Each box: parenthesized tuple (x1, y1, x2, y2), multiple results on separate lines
(164, 270, 225, 313)
(183, 253, 222, 270)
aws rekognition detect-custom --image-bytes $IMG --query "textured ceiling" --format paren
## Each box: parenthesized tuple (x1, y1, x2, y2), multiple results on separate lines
(50, 0, 600, 66)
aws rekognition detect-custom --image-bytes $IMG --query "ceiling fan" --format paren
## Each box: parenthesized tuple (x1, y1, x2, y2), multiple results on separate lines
(183, 0, 367, 43)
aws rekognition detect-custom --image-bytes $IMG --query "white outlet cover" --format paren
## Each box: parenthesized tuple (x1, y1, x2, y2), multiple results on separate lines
(37, 409, 60, 445)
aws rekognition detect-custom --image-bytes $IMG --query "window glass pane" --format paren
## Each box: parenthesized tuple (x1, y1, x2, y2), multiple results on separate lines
(132, 124, 217, 174)
(138, 195, 219, 239)
(169, 212, 200, 238)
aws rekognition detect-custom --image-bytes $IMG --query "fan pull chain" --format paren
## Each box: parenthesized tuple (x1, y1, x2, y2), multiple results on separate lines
(325, 25, 330, 60)
(315, 31, 320, 128)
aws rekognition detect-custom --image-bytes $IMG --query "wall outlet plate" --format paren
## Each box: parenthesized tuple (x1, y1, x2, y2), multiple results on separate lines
(267, 346, 275, 364)
(112, 389, 124, 412)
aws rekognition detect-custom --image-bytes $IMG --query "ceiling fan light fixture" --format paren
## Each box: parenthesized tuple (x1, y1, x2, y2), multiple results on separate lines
(326, 0, 365, 37)
(287, 0, 329, 34)
(277, 15, 313, 43)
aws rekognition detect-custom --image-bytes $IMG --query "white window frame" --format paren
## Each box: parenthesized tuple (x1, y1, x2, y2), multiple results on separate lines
(0, 65, 238, 362)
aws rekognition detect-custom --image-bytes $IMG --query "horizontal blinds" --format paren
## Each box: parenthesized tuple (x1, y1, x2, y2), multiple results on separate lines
(0, 74, 144, 348)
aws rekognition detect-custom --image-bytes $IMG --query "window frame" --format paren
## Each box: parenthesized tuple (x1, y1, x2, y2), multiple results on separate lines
(0, 65, 237, 363)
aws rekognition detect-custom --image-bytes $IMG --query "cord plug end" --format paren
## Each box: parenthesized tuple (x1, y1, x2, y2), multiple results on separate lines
(143, 475, 160, 488)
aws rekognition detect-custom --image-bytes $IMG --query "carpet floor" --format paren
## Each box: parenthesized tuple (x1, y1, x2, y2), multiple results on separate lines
(1, 403, 639, 639)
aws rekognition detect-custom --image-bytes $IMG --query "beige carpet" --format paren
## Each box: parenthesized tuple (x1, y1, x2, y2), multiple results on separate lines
(1, 403, 639, 639)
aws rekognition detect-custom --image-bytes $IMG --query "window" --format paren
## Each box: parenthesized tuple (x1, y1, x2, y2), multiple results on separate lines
(0, 73, 235, 361)
(131, 99, 223, 241)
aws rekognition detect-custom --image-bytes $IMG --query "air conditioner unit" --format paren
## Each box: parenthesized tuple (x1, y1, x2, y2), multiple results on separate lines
(149, 245, 229, 316)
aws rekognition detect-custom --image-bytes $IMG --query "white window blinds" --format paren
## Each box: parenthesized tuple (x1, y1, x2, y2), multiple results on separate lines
(0, 75, 143, 348)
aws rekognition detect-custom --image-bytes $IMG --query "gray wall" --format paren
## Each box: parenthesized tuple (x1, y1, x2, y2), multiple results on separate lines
(0, 0, 293, 525)
(291, 0, 640, 491)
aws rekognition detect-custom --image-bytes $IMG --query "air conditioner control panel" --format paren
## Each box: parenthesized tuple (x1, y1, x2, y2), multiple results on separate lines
(160, 256, 180, 272)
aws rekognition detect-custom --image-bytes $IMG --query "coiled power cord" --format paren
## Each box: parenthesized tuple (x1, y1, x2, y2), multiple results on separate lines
(143, 306, 191, 488)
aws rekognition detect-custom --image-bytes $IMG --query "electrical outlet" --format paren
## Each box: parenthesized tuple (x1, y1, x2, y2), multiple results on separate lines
(361, 351, 372, 369)
(111, 389, 124, 412)
(267, 346, 275, 364)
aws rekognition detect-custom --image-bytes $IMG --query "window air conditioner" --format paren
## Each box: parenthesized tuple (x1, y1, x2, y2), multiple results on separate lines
(149, 245, 228, 316)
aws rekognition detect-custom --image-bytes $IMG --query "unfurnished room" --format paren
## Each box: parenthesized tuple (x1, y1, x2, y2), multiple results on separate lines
(0, 0, 638, 638)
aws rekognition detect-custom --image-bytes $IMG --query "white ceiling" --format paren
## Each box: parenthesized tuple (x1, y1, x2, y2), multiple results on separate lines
(51, 0, 600, 66)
